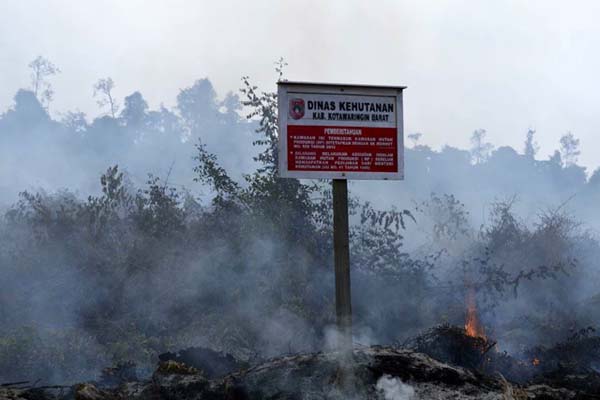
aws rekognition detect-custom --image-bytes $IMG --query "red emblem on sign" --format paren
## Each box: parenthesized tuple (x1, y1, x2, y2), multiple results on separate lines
(289, 98, 305, 120)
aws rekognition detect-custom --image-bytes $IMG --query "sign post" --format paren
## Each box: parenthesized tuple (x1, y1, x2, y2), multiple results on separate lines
(277, 81, 405, 351)
(333, 178, 352, 350)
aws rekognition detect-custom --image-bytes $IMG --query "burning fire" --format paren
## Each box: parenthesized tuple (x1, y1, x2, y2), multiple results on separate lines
(464, 288, 486, 338)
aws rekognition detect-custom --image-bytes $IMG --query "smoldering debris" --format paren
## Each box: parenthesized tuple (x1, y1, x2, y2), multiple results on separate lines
(404, 325, 496, 371)
(405, 324, 600, 395)
(98, 361, 138, 388)
(2, 345, 597, 400)
(158, 347, 248, 379)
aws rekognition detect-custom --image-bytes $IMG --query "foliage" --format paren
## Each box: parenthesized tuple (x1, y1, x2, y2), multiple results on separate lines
(407, 132, 423, 147)
(1, 62, 600, 385)
(470, 129, 494, 164)
(559, 131, 581, 167)
(0, 71, 427, 384)
(28, 56, 60, 108)
(93, 78, 119, 118)
(523, 128, 539, 159)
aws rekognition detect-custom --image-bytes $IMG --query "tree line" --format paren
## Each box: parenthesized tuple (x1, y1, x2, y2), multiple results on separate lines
(1, 57, 600, 384)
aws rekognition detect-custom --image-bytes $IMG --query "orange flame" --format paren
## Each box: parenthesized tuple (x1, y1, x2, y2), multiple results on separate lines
(464, 288, 486, 338)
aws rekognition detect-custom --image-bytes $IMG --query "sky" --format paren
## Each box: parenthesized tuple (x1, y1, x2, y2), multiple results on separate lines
(2, 0, 600, 171)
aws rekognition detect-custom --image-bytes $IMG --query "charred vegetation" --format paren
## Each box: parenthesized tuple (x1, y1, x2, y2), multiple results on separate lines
(2, 73, 600, 397)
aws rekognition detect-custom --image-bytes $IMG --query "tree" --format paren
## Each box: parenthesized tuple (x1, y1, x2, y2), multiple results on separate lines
(470, 129, 494, 164)
(220, 92, 242, 123)
(93, 78, 119, 118)
(275, 57, 288, 81)
(28, 56, 60, 108)
(240, 75, 279, 174)
(589, 168, 600, 188)
(523, 128, 539, 160)
(121, 91, 148, 127)
(549, 150, 562, 167)
(559, 132, 581, 167)
(177, 79, 218, 137)
(62, 110, 88, 133)
(12, 89, 47, 121)
(408, 132, 423, 148)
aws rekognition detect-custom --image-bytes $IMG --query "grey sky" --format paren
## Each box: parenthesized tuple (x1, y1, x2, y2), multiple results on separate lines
(2, 0, 599, 171)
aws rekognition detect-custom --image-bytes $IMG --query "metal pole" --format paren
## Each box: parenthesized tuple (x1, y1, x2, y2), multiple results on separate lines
(332, 179, 352, 351)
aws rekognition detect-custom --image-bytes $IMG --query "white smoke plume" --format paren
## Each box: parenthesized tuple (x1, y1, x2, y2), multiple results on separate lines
(376, 375, 416, 400)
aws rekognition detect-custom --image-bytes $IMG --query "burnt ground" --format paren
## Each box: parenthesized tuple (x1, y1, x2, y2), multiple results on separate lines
(2, 341, 600, 400)
(406, 324, 600, 395)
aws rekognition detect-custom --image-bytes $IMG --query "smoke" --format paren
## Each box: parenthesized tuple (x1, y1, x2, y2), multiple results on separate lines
(376, 375, 415, 400)
(3, 73, 600, 385)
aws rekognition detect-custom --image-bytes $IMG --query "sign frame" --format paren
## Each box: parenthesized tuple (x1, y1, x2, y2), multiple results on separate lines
(277, 81, 406, 180)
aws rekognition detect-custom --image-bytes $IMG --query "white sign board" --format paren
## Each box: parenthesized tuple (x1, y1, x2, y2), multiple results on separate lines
(278, 81, 405, 180)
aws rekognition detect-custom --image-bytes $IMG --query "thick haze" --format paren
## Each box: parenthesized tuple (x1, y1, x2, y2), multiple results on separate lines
(3, 1, 600, 386)
(2, 0, 600, 170)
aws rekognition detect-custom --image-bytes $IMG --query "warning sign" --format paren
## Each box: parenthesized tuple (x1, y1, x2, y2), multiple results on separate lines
(278, 82, 405, 180)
